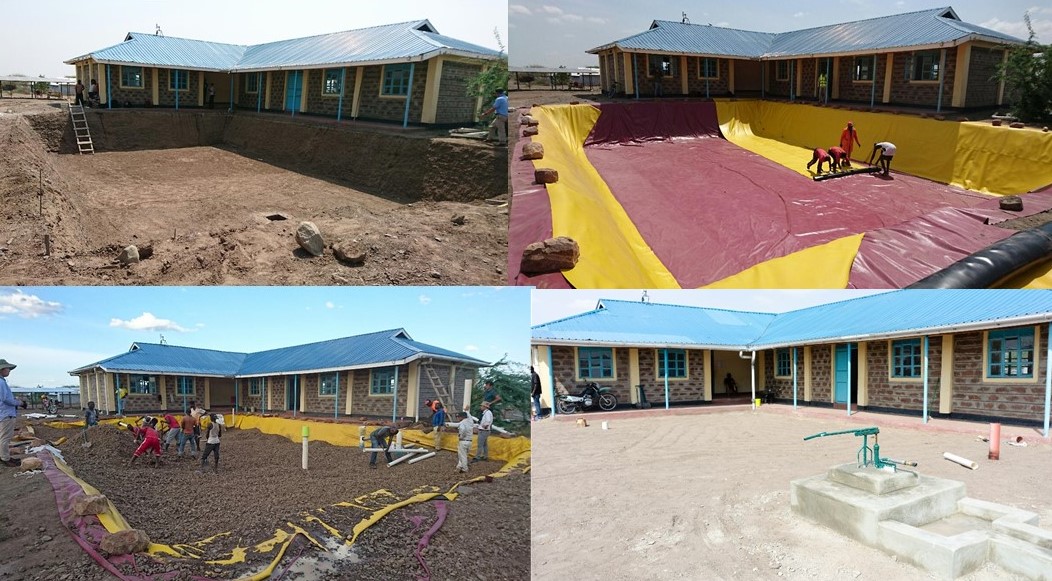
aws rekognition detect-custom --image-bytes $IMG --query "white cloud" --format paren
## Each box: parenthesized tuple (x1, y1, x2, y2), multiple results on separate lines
(418, 294, 432, 305)
(982, 15, 1052, 42)
(541, 5, 564, 15)
(715, 21, 730, 27)
(195, 323, 206, 328)
(465, 344, 480, 352)
(0, 290, 62, 319)
(325, 301, 335, 309)
(793, 12, 805, 17)
(109, 312, 189, 332)
(586, 16, 606, 25)
(510, 4, 531, 15)
(564, 13, 583, 22)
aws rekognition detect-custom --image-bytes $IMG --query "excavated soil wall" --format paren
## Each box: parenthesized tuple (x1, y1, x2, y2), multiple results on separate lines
(29, 110, 504, 202)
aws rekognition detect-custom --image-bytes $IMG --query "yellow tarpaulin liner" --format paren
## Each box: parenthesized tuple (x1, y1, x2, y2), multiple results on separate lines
(529, 104, 679, 289)
(46, 415, 530, 580)
(997, 259, 1052, 289)
(714, 100, 1052, 195)
(703, 233, 865, 289)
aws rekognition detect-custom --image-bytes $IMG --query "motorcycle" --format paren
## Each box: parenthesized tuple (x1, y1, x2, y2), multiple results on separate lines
(557, 382, 618, 414)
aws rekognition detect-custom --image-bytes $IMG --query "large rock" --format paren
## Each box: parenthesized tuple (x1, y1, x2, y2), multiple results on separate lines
(74, 494, 109, 516)
(523, 126, 539, 137)
(522, 142, 544, 161)
(520, 237, 580, 274)
(519, 114, 535, 126)
(295, 222, 325, 257)
(100, 529, 150, 555)
(999, 196, 1023, 212)
(332, 241, 366, 265)
(1010, 121, 1025, 129)
(535, 168, 559, 184)
(18, 457, 42, 472)
(117, 245, 139, 265)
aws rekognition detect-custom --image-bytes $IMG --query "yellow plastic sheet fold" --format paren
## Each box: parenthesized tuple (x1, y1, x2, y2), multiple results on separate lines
(703, 234, 864, 289)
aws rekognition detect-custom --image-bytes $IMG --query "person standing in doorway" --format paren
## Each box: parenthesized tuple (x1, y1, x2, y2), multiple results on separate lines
(88, 79, 99, 104)
(723, 373, 738, 394)
(208, 83, 216, 109)
(455, 411, 473, 473)
(0, 360, 25, 467)
(472, 402, 493, 463)
(840, 122, 861, 165)
(481, 88, 508, 146)
(530, 366, 542, 421)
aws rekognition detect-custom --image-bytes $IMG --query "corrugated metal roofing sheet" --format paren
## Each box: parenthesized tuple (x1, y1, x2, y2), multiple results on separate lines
(591, 7, 1023, 58)
(68, 20, 501, 70)
(72, 329, 485, 377)
(532, 291, 1052, 349)
(531, 299, 777, 348)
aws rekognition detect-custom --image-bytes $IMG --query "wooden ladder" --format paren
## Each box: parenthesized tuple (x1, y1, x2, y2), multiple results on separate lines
(422, 363, 453, 405)
(69, 104, 94, 154)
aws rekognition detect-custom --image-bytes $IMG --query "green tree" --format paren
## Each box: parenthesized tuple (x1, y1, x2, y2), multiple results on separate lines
(33, 81, 50, 95)
(471, 356, 530, 427)
(518, 74, 536, 89)
(553, 72, 571, 90)
(996, 12, 1052, 122)
(467, 28, 509, 116)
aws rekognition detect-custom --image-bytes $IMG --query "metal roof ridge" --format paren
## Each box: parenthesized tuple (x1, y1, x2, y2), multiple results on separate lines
(244, 19, 430, 49)
(769, 6, 951, 36)
(129, 341, 248, 356)
(125, 32, 247, 49)
(531, 304, 608, 330)
(596, 298, 780, 317)
(651, 19, 778, 38)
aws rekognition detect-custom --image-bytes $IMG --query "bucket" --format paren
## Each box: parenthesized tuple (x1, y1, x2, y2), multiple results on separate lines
(601, 421, 609, 430)
(754, 398, 762, 407)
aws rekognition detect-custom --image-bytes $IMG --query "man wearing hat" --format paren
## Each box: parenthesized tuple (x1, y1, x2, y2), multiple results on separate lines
(481, 88, 508, 146)
(455, 411, 474, 473)
(472, 401, 494, 463)
(0, 359, 26, 467)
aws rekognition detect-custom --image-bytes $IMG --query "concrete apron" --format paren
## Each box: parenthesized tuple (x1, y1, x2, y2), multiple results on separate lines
(791, 464, 1052, 580)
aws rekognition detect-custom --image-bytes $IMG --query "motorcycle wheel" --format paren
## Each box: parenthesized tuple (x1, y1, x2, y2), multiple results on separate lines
(598, 393, 617, 411)
(557, 399, 578, 414)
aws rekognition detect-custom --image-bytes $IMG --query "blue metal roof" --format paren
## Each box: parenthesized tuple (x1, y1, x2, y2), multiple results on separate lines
(72, 328, 485, 377)
(532, 291, 1052, 349)
(531, 299, 777, 348)
(590, 7, 1023, 58)
(67, 20, 501, 71)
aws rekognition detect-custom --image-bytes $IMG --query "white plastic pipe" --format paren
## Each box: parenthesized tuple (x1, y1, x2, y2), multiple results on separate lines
(943, 452, 978, 470)
(407, 451, 436, 464)
(387, 451, 418, 467)
(361, 447, 428, 453)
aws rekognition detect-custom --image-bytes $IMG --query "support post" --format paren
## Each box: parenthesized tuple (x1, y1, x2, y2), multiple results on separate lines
(792, 347, 798, 410)
(228, 73, 233, 113)
(334, 372, 339, 420)
(633, 54, 639, 100)
(847, 343, 852, 416)
(705, 58, 710, 99)
(175, 69, 179, 111)
(337, 68, 346, 122)
(789, 59, 794, 101)
(392, 366, 400, 422)
(106, 65, 111, 109)
(547, 347, 556, 417)
(922, 336, 930, 424)
(1045, 322, 1051, 437)
(825, 59, 830, 104)
(256, 73, 262, 113)
(401, 62, 416, 128)
(869, 54, 877, 109)
(291, 71, 298, 118)
(936, 48, 947, 113)
(663, 348, 670, 410)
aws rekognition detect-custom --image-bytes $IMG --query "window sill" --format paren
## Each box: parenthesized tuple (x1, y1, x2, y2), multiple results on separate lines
(378, 94, 409, 100)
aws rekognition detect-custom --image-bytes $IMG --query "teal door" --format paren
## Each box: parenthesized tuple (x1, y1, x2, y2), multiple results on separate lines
(834, 344, 857, 403)
(285, 71, 303, 111)
(286, 375, 300, 411)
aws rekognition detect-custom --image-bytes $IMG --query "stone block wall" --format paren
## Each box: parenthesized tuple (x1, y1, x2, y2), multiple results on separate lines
(436, 61, 482, 124)
(686, 58, 730, 96)
(417, 363, 453, 417)
(763, 349, 805, 398)
(303, 68, 354, 118)
(952, 328, 1047, 421)
(549, 345, 632, 403)
(349, 365, 410, 417)
(810, 345, 832, 402)
(865, 339, 942, 412)
(886, 48, 958, 108)
(107, 66, 155, 108)
(966, 46, 1004, 108)
(302, 371, 351, 415)
(356, 62, 429, 123)
(637, 349, 707, 402)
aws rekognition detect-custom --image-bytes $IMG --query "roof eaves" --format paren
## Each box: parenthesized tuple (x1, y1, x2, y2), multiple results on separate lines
(235, 353, 427, 378)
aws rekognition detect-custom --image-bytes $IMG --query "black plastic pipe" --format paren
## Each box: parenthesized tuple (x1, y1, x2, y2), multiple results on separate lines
(908, 221, 1052, 289)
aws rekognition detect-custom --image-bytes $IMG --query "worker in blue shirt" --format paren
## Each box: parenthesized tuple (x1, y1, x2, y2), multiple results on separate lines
(0, 359, 26, 467)
(482, 88, 509, 146)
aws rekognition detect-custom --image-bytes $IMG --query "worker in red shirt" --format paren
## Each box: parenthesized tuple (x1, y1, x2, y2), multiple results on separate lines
(828, 146, 850, 171)
(840, 121, 860, 164)
(806, 148, 832, 175)
(130, 417, 162, 466)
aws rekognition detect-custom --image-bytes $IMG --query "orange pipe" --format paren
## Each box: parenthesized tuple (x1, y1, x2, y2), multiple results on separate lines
(989, 423, 1001, 460)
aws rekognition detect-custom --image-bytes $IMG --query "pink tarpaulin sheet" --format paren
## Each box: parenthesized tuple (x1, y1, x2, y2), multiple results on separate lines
(584, 101, 721, 146)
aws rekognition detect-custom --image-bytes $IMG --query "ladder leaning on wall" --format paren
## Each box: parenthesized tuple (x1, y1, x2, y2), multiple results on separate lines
(422, 362, 454, 407)
(68, 103, 94, 154)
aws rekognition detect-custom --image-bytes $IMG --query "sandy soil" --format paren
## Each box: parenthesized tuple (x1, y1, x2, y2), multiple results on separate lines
(531, 404, 1051, 581)
(0, 418, 528, 580)
(0, 99, 508, 285)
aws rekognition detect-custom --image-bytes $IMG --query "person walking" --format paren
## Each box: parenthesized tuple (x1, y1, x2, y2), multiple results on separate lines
(0, 359, 25, 467)
(199, 413, 223, 473)
(840, 121, 861, 164)
(867, 142, 897, 176)
(530, 366, 542, 421)
(481, 88, 508, 146)
(455, 411, 473, 473)
(472, 402, 493, 463)
(431, 401, 446, 452)
(162, 413, 180, 453)
(369, 425, 399, 469)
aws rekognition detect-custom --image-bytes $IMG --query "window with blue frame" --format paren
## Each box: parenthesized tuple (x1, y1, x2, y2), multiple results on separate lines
(246, 74, 259, 94)
(698, 57, 719, 79)
(853, 56, 874, 81)
(249, 377, 264, 396)
(169, 69, 189, 91)
(776, 349, 792, 377)
(988, 328, 1035, 378)
(906, 51, 940, 81)
(776, 61, 790, 82)
(381, 64, 412, 96)
(177, 376, 195, 396)
(320, 372, 339, 396)
(129, 374, 157, 395)
(370, 368, 396, 395)
(578, 347, 614, 379)
(323, 69, 342, 95)
(657, 349, 687, 378)
(891, 339, 922, 378)
(120, 66, 143, 88)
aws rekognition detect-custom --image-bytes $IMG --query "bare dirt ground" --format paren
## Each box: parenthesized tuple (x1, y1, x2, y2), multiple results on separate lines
(532, 405, 1052, 581)
(0, 99, 508, 285)
(0, 419, 528, 580)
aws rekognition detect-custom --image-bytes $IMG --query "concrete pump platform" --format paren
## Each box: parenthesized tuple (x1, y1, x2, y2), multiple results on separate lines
(792, 464, 1052, 580)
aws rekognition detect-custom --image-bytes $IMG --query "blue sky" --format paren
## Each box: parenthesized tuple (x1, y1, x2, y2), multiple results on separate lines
(0, 286, 530, 388)
(510, 0, 1052, 68)
(3, 0, 508, 78)
(531, 290, 890, 326)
